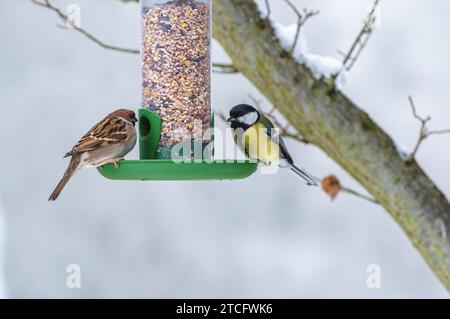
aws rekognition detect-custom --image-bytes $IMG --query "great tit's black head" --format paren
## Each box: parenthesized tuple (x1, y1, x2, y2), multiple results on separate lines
(227, 104, 260, 129)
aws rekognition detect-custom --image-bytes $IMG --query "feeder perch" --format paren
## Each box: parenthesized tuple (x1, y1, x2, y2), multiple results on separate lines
(97, 0, 257, 181)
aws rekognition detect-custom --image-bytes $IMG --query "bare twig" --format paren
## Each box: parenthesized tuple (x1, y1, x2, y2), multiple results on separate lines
(283, 0, 319, 55)
(216, 112, 228, 123)
(216, 97, 309, 144)
(342, 0, 380, 71)
(341, 186, 379, 204)
(264, 0, 271, 20)
(248, 95, 309, 143)
(32, 0, 238, 73)
(329, 0, 380, 90)
(212, 63, 239, 74)
(321, 175, 379, 204)
(31, 0, 140, 54)
(408, 96, 431, 160)
(407, 96, 450, 161)
(216, 110, 308, 144)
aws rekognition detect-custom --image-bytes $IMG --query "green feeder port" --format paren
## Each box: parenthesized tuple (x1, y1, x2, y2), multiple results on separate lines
(97, 109, 258, 181)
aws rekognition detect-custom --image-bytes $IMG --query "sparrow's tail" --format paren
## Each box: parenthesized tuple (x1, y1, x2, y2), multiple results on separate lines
(282, 161, 319, 186)
(48, 156, 81, 201)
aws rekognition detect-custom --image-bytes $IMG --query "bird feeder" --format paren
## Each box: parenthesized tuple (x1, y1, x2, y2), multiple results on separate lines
(97, 0, 257, 180)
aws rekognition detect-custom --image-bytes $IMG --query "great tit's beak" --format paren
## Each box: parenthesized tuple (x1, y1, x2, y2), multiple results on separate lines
(226, 117, 234, 123)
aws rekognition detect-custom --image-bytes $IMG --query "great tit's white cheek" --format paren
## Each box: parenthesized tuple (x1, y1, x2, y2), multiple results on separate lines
(238, 112, 259, 126)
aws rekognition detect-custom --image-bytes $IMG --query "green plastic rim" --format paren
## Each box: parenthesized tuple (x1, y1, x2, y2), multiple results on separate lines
(97, 160, 258, 181)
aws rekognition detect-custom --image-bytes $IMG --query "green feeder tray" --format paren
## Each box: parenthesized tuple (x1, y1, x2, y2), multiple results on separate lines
(97, 109, 257, 181)
(97, 159, 257, 181)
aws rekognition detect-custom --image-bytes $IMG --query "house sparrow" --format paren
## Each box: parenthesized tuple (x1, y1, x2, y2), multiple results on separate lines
(49, 109, 138, 201)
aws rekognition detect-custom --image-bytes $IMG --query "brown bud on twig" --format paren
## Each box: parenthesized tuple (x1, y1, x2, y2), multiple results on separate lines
(321, 175, 341, 200)
(321, 174, 379, 204)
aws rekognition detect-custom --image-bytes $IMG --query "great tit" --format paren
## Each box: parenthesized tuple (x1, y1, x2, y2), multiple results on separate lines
(227, 104, 318, 186)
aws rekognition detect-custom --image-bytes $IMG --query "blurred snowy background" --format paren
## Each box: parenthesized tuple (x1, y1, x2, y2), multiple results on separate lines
(0, 0, 449, 298)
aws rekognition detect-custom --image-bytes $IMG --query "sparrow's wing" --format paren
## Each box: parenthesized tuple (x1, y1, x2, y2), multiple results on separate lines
(65, 117, 130, 157)
(259, 114, 294, 164)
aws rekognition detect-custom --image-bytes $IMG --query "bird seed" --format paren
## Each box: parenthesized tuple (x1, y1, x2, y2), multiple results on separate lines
(142, 0, 211, 148)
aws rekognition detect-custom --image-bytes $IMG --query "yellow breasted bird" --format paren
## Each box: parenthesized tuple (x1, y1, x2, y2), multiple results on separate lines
(227, 104, 318, 186)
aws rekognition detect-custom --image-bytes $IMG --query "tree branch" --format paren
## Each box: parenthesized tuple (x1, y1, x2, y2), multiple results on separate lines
(213, 0, 450, 291)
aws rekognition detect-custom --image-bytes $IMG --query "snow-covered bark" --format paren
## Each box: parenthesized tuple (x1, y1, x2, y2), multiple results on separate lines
(256, 2, 347, 89)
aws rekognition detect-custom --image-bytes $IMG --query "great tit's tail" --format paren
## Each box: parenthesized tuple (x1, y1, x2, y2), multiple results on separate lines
(281, 161, 319, 186)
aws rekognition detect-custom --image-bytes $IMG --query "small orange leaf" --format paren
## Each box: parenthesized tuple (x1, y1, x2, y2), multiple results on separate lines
(321, 175, 341, 200)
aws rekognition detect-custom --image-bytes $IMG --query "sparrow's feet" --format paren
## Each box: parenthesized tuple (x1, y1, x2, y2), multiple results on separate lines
(113, 157, 125, 169)
(95, 157, 125, 168)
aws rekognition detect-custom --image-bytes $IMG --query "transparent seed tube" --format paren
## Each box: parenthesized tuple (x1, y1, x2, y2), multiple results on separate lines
(141, 0, 211, 153)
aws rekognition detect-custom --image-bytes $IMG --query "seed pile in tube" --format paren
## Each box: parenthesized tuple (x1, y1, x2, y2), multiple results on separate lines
(142, 0, 211, 148)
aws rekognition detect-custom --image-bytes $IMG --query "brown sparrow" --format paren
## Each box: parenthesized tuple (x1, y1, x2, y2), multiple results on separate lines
(49, 109, 138, 201)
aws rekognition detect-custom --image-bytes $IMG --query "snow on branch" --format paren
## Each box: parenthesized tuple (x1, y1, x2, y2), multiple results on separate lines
(259, 0, 381, 90)
(282, 0, 319, 56)
(259, 1, 347, 89)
